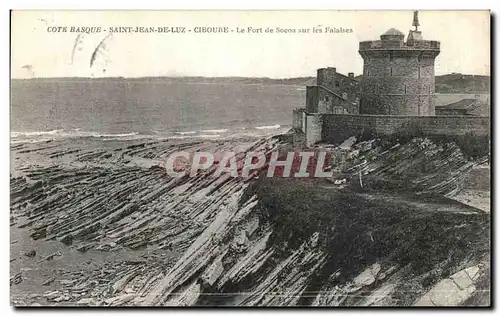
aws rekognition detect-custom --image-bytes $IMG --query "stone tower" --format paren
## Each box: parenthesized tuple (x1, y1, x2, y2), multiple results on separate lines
(358, 11, 440, 116)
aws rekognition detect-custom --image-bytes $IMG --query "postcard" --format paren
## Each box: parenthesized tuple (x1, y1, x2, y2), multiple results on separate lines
(10, 10, 491, 307)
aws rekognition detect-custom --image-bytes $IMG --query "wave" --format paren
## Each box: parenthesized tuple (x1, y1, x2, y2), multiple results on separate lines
(166, 135, 192, 140)
(255, 124, 281, 130)
(11, 129, 63, 138)
(11, 130, 143, 141)
(174, 131, 197, 135)
(167, 134, 221, 140)
(199, 129, 228, 134)
(11, 124, 291, 143)
(93, 132, 139, 138)
(198, 134, 221, 138)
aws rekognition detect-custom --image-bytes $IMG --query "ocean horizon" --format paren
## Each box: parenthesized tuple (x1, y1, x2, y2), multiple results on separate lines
(11, 79, 304, 143)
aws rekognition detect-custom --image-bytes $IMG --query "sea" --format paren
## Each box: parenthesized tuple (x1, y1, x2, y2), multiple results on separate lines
(11, 78, 306, 143)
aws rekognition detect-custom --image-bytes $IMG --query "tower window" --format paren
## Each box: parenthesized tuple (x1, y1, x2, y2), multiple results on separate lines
(418, 67, 421, 78)
(390, 67, 393, 76)
(404, 84, 407, 94)
(335, 81, 340, 87)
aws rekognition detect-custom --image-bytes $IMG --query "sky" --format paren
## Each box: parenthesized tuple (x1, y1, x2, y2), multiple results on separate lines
(11, 10, 490, 78)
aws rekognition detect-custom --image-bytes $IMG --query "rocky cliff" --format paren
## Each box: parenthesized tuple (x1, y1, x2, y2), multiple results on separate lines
(10, 136, 490, 306)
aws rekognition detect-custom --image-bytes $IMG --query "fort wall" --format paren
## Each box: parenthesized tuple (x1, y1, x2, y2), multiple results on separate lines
(359, 52, 438, 116)
(295, 20, 487, 148)
(293, 109, 324, 146)
(306, 114, 324, 146)
(295, 111, 489, 145)
(316, 68, 360, 106)
(317, 67, 337, 89)
(358, 29, 440, 116)
(305, 86, 319, 112)
(306, 85, 359, 114)
(321, 114, 490, 144)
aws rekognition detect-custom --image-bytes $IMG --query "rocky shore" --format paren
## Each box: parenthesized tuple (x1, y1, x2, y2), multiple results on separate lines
(10, 135, 490, 306)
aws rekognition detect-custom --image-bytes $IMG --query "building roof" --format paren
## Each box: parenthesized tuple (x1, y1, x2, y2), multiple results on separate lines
(383, 28, 404, 36)
(335, 72, 360, 83)
(316, 85, 357, 106)
(436, 98, 490, 116)
(435, 98, 478, 110)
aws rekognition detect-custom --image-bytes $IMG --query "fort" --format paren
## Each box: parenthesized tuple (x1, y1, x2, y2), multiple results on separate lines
(293, 11, 490, 146)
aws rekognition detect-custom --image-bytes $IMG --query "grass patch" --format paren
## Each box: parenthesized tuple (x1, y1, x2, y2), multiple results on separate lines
(242, 177, 490, 303)
(356, 122, 490, 161)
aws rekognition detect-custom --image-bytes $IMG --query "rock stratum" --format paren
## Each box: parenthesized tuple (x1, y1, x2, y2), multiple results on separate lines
(10, 135, 490, 307)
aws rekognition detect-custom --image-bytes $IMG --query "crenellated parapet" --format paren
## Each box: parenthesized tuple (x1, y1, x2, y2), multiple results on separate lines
(358, 13, 441, 116)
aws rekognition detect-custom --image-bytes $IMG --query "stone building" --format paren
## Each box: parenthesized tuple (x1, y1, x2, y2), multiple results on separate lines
(305, 67, 360, 115)
(292, 11, 489, 147)
(358, 13, 440, 116)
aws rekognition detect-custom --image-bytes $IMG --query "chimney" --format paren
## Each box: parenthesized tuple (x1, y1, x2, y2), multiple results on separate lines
(348, 72, 354, 78)
(327, 67, 336, 73)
